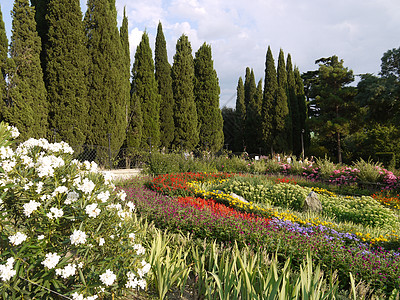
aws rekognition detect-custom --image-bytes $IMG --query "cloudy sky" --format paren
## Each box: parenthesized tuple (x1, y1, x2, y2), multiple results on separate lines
(2, 0, 400, 107)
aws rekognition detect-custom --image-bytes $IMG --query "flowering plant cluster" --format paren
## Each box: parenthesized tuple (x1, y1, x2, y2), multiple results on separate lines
(0, 123, 149, 299)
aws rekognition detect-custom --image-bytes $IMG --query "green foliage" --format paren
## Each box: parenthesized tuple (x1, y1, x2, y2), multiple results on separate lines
(155, 22, 174, 149)
(352, 158, 385, 183)
(234, 77, 246, 152)
(274, 49, 291, 153)
(194, 43, 224, 152)
(45, 0, 89, 147)
(287, 54, 301, 156)
(6, 0, 48, 141)
(320, 194, 398, 228)
(315, 156, 338, 180)
(221, 106, 236, 151)
(132, 32, 161, 149)
(0, 123, 148, 298)
(262, 46, 277, 153)
(126, 93, 143, 150)
(0, 5, 7, 120)
(172, 34, 199, 150)
(84, 0, 127, 161)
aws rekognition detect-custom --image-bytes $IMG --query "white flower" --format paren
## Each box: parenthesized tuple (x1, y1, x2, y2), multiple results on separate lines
(0, 257, 16, 281)
(42, 252, 61, 269)
(99, 237, 105, 246)
(35, 155, 65, 177)
(71, 293, 98, 300)
(55, 263, 76, 279)
(138, 260, 151, 278)
(36, 181, 44, 194)
(97, 191, 110, 203)
(70, 230, 87, 245)
(20, 155, 34, 168)
(38, 235, 45, 240)
(77, 262, 84, 269)
(65, 191, 80, 204)
(117, 210, 129, 220)
(101, 171, 113, 184)
(52, 186, 68, 196)
(0, 146, 14, 159)
(85, 203, 101, 218)
(7, 125, 19, 138)
(125, 271, 146, 289)
(23, 200, 41, 217)
(1, 160, 16, 172)
(23, 181, 34, 190)
(133, 244, 145, 255)
(9, 232, 28, 245)
(47, 207, 64, 219)
(117, 190, 126, 201)
(99, 269, 116, 286)
(126, 202, 135, 212)
(77, 178, 95, 194)
(83, 161, 98, 173)
(128, 233, 135, 241)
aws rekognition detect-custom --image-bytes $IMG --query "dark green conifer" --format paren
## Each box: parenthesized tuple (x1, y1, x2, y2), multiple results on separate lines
(155, 22, 174, 149)
(171, 34, 199, 150)
(7, 0, 48, 140)
(194, 42, 224, 152)
(234, 77, 245, 152)
(262, 46, 277, 153)
(244, 70, 260, 153)
(84, 0, 127, 159)
(45, 0, 89, 146)
(274, 48, 290, 152)
(287, 54, 300, 155)
(0, 5, 8, 121)
(294, 66, 308, 157)
(119, 7, 131, 147)
(126, 93, 143, 150)
(131, 32, 160, 149)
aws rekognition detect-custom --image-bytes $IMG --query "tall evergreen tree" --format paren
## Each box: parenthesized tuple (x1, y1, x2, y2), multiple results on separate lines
(30, 0, 50, 72)
(0, 5, 8, 121)
(119, 7, 131, 150)
(6, 0, 48, 140)
(234, 77, 245, 152)
(84, 0, 127, 160)
(287, 54, 300, 155)
(171, 34, 199, 150)
(131, 32, 160, 149)
(194, 42, 224, 152)
(262, 46, 277, 154)
(244, 67, 256, 108)
(294, 66, 308, 157)
(45, 0, 89, 146)
(221, 106, 236, 151)
(126, 92, 143, 150)
(244, 70, 261, 153)
(274, 49, 291, 152)
(155, 22, 174, 149)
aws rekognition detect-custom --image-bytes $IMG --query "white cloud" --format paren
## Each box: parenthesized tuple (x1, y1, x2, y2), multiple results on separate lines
(129, 27, 144, 57)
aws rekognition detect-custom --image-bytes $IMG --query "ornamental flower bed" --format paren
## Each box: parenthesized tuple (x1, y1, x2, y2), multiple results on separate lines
(0, 123, 149, 299)
(126, 175, 400, 294)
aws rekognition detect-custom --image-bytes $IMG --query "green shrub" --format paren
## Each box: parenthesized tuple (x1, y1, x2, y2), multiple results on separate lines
(352, 158, 385, 183)
(315, 156, 338, 180)
(0, 123, 148, 299)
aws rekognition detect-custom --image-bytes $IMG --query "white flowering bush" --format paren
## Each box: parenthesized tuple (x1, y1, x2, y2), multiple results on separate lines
(0, 123, 150, 299)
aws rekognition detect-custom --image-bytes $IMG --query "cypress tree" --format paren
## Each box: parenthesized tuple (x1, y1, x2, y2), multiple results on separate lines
(155, 22, 174, 149)
(84, 0, 127, 163)
(7, 0, 48, 140)
(275, 48, 291, 153)
(194, 42, 224, 152)
(262, 46, 277, 154)
(171, 34, 199, 150)
(295, 66, 308, 155)
(45, 0, 89, 146)
(30, 0, 50, 73)
(234, 77, 245, 152)
(287, 54, 300, 155)
(0, 5, 8, 121)
(244, 70, 260, 153)
(126, 93, 143, 150)
(131, 32, 160, 149)
(119, 7, 131, 150)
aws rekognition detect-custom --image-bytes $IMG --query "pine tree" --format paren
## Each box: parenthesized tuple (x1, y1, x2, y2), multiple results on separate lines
(294, 66, 308, 157)
(262, 46, 277, 154)
(0, 5, 8, 121)
(45, 0, 89, 147)
(7, 0, 48, 140)
(155, 22, 174, 149)
(234, 77, 245, 152)
(84, 0, 127, 161)
(274, 48, 290, 153)
(194, 42, 224, 152)
(131, 32, 160, 149)
(244, 70, 260, 153)
(287, 54, 300, 155)
(171, 34, 199, 150)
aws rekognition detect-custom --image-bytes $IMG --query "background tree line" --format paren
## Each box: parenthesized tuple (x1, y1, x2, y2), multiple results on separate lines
(0, 0, 224, 163)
